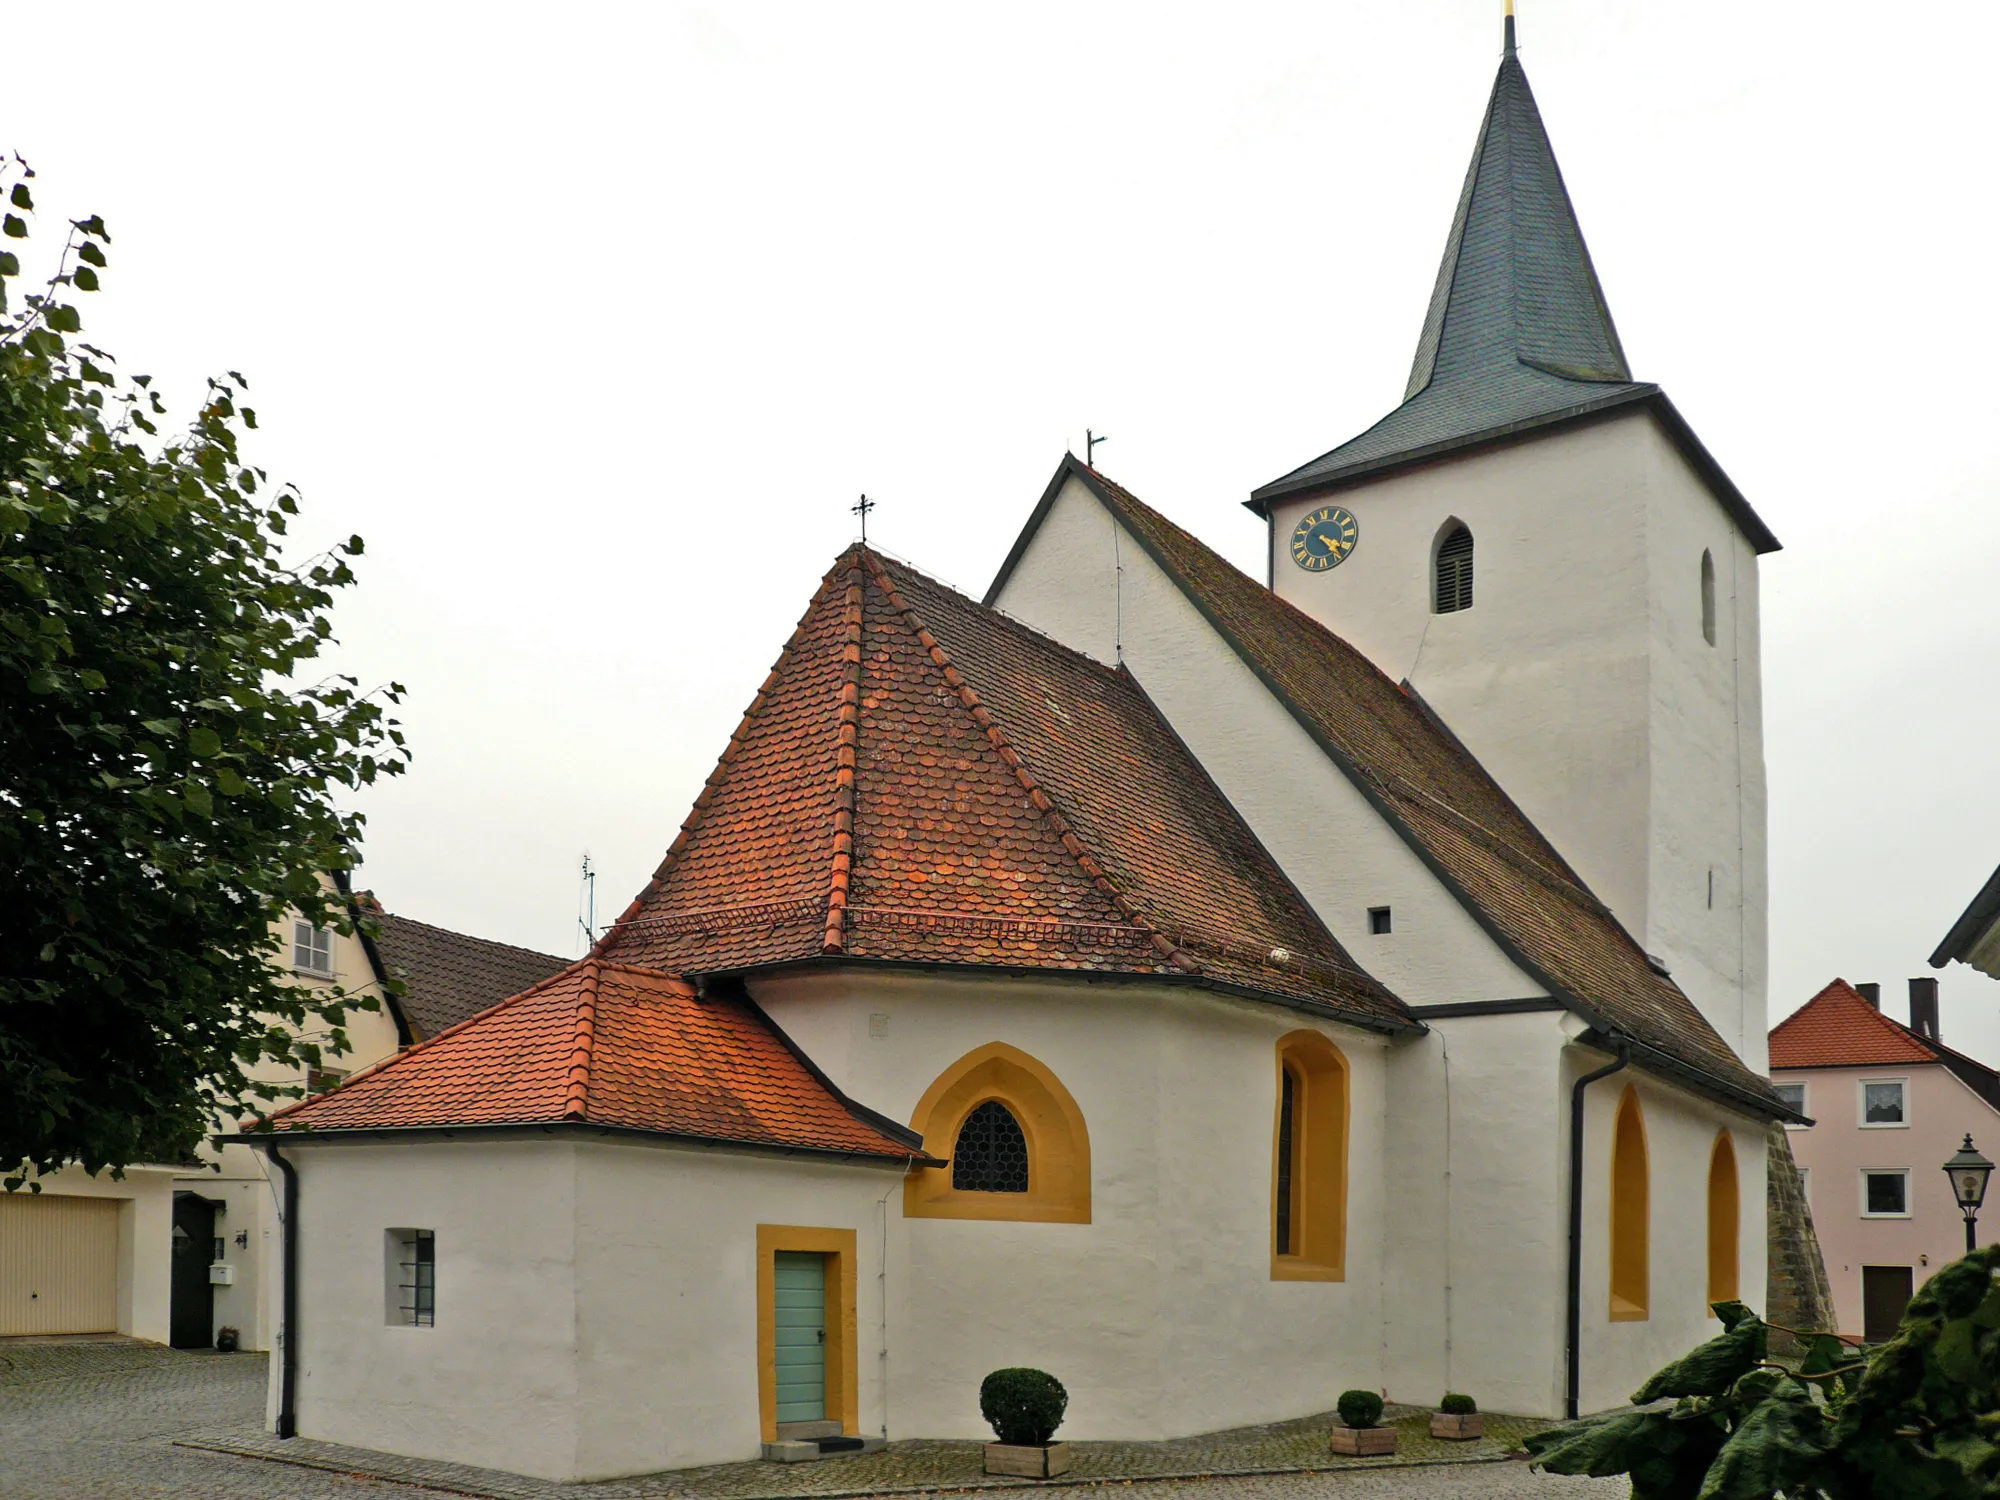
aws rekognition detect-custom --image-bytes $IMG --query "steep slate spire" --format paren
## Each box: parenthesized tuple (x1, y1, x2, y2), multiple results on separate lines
(1250, 24, 1661, 511)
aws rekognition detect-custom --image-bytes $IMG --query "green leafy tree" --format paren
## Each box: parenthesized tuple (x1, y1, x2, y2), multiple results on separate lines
(0, 156, 407, 1185)
(1526, 1245, 2000, 1498)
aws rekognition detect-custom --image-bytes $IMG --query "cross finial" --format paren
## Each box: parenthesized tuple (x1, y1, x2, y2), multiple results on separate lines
(1503, 0, 1516, 56)
(852, 493, 876, 547)
(1086, 429, 1109, 468)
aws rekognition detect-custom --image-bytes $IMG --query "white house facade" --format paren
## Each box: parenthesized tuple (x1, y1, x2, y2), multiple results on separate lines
(238, 20, 1796, 1485)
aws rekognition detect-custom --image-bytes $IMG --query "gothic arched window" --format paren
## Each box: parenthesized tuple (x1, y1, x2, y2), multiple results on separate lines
(1700, 550, 1717, 647)
(1271, 1031, 1349, 1280)
(951, 1100, 1030, 1193)
(1707, 1130, 1740, 1307)
(1610, 1085, 1650, 1320)
(1435, 524, 1474, 614)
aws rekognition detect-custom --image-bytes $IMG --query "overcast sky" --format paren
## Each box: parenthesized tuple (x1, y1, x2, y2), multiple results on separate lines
(11, 1, 2000, 1062)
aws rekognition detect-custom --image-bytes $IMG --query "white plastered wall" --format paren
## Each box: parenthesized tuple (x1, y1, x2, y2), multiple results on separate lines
(989, 475, 1543, 1009)
(1380, 1011, 1572, 1416)
(756, 967, 1395, 1439)
(1261, 413, 1766, 1060)
(1572, 1054, 1769, 1412)
(283, 1138, 898, 1482)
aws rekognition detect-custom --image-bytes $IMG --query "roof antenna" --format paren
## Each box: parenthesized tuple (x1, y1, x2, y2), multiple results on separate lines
(577, 853, 597, 957)
(1086, 429, 1109, 469)
(852, 493, 875, 548)
(1503, 0, 1516, 56)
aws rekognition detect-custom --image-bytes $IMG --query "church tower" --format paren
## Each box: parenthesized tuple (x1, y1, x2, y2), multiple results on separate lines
(1248, 13, 1778, 1067)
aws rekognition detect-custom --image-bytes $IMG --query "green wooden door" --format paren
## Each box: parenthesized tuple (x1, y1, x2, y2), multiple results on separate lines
(773, 1252, 827, 1424)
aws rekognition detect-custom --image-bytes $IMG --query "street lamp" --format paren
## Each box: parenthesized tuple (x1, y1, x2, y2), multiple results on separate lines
(1943, 1135, 1995, 1255)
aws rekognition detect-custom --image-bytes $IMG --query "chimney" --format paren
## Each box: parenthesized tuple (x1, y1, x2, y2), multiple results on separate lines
(1909, 978, 1941, 1042)
(1856, 982, 1881, 1008)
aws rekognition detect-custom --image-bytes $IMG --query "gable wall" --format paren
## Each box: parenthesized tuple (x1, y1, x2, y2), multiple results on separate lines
(990, 476, 1542, 1007)
(756, 967, 1395, 1437)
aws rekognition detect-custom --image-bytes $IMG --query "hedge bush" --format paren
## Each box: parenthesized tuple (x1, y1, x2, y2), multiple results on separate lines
(1337, 1389, 1384, 1430)
(1439, 1392, 1477, 1415)
(980, 1368, 1068, 1446)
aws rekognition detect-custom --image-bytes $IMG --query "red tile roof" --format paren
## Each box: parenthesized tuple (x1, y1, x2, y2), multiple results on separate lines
(1000, 458, 1784, 1116)
(596, 548, 1413, 1031)
(1770, 980, 1942, 1069)
(260, 960, 924, 1160)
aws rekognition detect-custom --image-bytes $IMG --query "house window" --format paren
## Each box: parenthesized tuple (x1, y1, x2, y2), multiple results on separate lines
(1367, 906, 1392, 936)
(1609, 1085, 1649, 1320)
(1434, 524, 1474, 614)
(1773, 1081, 1806, 1121)
(387, 1229, 436, 1326)
(1706, 1131, 1739, 1309)
(1700, 550, 1717, 647)
(1862, 1170, 1910, 1218)
(292, 920, 333, 977)
(905, 1043, 1091, 1223)
(952, 1101, 1029, 1193)
(1861, 1080, 1906, 1126)
(1271, 1031, 1349, 1280)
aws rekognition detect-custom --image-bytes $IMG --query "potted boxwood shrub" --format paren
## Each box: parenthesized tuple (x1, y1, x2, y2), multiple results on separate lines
(214, 1326, 240, 1354)
(981, 1368, 1070, 1478)
(1329, 1389, 1396, 1456)
(1429, 1392, 1482, 1440)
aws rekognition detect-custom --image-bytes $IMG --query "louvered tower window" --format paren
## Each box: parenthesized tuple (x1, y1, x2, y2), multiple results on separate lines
(1435, 525, 1474, 613)
(952, 1100, 1029, 1192)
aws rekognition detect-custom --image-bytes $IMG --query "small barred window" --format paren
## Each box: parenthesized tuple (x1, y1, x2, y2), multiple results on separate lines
(1435, 526, 1474, 614)
(952, 1100, 1029, 1193)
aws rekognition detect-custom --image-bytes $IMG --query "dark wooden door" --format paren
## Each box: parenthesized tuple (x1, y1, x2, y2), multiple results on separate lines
(169, 1194, 214, 1348)
(1862, 1264, 1914, 1342)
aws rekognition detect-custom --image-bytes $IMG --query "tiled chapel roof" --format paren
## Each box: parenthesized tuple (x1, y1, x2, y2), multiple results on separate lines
(260, 960, 927, 1160)
(1769, 980, 1940, 1070)
(594, 548, 1414, 1032)
(998, 456, 1789, 1119)
(1245, 23, 1777, 554)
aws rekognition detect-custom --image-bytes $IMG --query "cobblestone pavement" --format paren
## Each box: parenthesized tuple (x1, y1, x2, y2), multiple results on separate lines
(0, 1343, 1623, 1500)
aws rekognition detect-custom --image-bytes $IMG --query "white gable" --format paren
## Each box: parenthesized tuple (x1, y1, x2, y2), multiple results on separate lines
(990, 475, 1543, 1008)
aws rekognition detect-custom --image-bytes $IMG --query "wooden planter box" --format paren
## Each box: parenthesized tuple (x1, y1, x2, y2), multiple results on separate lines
(1429, 1412, 1484, 1441)
(984, 1442, 1071, 1478)
(1329, 1425, 1398, 1456)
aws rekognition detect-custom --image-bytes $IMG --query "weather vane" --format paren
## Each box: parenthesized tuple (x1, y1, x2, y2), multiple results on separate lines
(852, 493, 876, 546)
(1087, 429, 1109, 468)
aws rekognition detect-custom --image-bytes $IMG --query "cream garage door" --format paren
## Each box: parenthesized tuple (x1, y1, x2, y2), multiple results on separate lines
(0, 1194, 121, 1335)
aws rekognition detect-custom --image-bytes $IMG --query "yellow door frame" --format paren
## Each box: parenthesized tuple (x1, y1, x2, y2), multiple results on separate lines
(756, 1225, 858, 1442)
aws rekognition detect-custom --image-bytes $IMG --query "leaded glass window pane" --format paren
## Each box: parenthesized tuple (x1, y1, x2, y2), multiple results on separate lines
(952, 1100, 1028, 1193)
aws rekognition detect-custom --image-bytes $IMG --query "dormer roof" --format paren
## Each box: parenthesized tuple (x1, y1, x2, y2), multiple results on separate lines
(1248, 26, 1778, 553)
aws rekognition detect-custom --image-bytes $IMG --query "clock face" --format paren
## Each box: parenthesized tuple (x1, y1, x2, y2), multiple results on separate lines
(1289, 506, 1358, 572)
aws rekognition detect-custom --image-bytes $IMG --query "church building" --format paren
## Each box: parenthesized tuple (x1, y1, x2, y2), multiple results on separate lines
(242, 17, 1795, 1485)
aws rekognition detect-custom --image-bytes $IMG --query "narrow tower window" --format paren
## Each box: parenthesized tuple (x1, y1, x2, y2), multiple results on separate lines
(1435, 525, 1474, 614)
(1700, 550, 1717, 647)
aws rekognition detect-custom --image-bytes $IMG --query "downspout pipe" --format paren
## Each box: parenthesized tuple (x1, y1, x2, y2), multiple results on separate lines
(1564, 1044, 1629, 1420)
(257, 1138, 301, 1439)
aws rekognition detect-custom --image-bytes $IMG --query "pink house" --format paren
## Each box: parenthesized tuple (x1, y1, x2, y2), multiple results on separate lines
(1770, 978, 2000, 1340)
